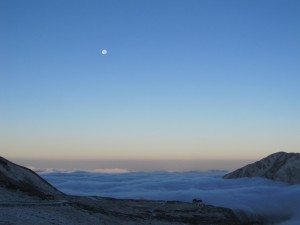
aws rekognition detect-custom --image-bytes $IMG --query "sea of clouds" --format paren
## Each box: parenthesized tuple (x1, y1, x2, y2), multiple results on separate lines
(39, 170, 300, 225)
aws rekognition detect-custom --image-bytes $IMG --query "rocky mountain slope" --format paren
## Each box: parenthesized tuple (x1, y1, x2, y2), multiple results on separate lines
(0, 156, 63, 198)
(0, 156, 262, 225)
(223, 152, 300, 184)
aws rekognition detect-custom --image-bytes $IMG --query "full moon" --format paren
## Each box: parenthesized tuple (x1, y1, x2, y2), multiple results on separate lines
(101, 49, 108, 55)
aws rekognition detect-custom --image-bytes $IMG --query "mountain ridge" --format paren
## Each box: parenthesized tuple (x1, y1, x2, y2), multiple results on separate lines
(223, 152, 300, 184)
(0, 156, 63, 198)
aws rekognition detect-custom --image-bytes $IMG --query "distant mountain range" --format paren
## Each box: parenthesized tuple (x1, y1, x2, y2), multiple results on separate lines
(223, 152, 300, 185)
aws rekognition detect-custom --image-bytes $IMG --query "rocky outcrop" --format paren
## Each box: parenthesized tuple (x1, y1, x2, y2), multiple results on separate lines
(0, 156, 263, 225)
(0, 156, 63, 198)
(223, 152, 300, 184)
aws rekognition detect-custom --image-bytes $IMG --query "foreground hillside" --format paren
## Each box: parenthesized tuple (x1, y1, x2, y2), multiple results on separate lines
(0, 156, 261, 225)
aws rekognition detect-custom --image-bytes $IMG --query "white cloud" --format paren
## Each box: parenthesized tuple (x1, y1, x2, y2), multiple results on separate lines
(40, 171, 300, 225)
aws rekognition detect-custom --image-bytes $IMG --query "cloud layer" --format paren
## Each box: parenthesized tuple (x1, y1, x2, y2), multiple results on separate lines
(40, 170, 300, 225)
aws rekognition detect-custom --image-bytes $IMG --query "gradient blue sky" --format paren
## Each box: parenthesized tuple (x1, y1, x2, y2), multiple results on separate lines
(1, 0, 300, 161)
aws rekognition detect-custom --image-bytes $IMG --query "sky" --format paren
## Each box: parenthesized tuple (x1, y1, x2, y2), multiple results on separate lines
(1, 0, 300, 162)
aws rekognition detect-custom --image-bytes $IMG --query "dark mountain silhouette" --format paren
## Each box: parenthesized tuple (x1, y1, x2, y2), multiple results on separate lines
(0, 156, 63, 198)
(223, 152, 300, 184)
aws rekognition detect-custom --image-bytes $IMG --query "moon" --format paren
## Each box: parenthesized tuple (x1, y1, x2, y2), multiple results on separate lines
(101, 49, 108, 55)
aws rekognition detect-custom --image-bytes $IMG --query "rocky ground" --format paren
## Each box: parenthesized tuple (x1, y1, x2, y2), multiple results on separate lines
(1, 186, 262, 225)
